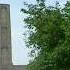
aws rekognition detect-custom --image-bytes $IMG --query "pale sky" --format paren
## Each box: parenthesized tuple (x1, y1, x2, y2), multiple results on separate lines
(0, 0, 67, 65)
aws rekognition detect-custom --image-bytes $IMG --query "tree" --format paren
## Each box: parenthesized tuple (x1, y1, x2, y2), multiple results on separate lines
(22, 0, 70, 70)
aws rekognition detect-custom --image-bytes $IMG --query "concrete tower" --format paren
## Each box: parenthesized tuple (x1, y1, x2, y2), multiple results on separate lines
(0, 4, 12, 70)
(0, 4, 27, 70)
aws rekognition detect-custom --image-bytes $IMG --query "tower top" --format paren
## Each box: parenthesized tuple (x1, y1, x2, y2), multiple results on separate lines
(0, 4, 10, 9)
(0, 4, 10, 6)
(0, 4, 10, 27)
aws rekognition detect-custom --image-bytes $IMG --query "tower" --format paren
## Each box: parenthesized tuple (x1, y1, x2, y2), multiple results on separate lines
(0, 4, 12, 70)
(0, 4, 27, 70)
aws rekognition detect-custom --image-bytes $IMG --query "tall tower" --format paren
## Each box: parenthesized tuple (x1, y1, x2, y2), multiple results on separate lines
(0, 4, 12, 70)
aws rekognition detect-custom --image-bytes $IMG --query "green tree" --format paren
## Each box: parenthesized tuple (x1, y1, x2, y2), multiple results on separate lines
(22, 0, 70, 70)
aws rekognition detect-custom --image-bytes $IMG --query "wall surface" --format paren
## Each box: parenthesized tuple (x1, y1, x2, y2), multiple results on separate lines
(13, 65, 27, 70)
(0, 4, 12, 70)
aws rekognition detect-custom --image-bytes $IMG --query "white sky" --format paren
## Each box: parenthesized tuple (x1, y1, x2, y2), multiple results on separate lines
(0, 0, 67, 65)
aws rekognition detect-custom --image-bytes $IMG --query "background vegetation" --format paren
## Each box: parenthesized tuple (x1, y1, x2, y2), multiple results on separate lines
(22, 0, 70, 70)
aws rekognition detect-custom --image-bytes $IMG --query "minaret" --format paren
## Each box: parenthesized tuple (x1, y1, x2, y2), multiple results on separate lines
(0, 4, 12, 70)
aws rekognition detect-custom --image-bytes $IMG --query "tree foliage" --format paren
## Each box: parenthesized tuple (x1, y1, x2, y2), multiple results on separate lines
(22, 0, 70, 70)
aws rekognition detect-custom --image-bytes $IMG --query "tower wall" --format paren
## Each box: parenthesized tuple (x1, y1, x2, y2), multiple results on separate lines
(0, 4, 12, 70)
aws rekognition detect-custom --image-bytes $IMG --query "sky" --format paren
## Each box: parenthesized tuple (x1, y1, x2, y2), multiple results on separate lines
(0, 0, 67, 65)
